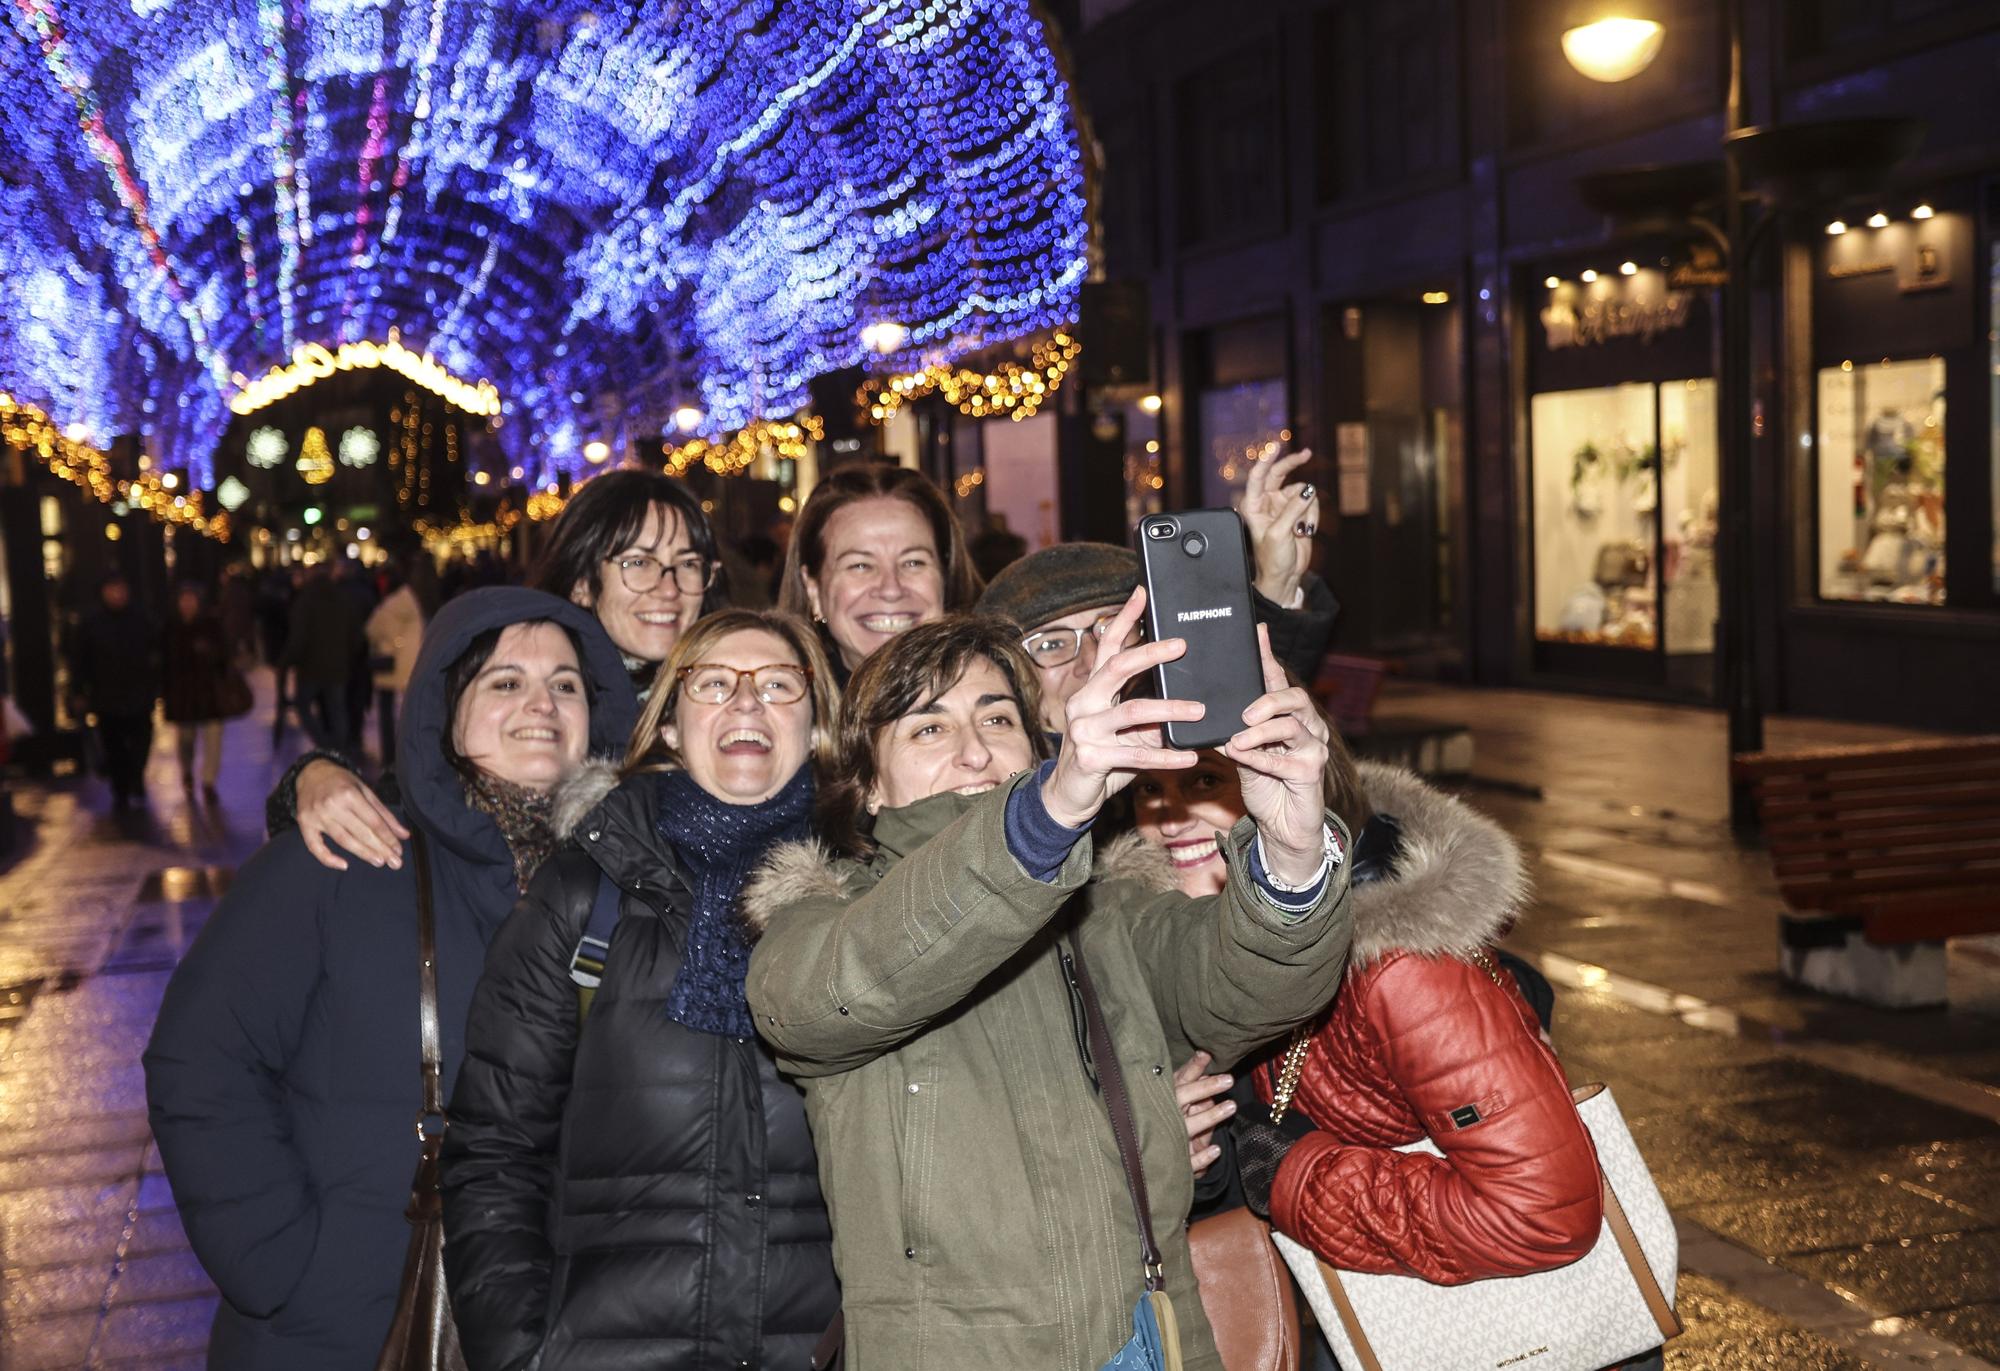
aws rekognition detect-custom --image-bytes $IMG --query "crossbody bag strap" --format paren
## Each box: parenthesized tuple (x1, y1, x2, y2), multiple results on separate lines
(1063, 930, 1165, 1293)
(412, 831, 445, 1133)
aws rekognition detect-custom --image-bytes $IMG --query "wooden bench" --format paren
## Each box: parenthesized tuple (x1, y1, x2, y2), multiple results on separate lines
(1732, 736, 2000, 1008)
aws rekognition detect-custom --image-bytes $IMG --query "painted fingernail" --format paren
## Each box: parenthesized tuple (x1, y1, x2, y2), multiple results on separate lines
(1293, 521, 1308, 536)
(1300, 483, 1315, 502)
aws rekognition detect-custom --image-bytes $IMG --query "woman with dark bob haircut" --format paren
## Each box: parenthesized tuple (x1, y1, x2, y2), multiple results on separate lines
(776, 463, 982, 684)
(743, 595, 1354, 1370)
(272, 468, 723, 873)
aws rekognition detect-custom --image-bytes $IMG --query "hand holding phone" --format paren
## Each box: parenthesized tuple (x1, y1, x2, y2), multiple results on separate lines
(1136, 510, 1265, 750)
(1039, 587, 1201, 830)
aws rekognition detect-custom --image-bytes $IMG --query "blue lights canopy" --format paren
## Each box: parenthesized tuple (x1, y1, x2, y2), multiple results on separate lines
(0, 0, 1089, 488)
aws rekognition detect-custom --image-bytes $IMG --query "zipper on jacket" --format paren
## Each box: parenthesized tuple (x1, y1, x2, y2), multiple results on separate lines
(1058, 947, 1100, 1092)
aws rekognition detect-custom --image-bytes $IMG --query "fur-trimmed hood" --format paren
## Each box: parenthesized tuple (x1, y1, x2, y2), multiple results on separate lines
(551, 756, 625, 841)
(1347, 761, 1528, 968)
(739, 828, 1177, 939)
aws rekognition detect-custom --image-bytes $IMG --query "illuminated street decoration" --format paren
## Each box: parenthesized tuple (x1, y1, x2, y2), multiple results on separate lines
(246, 426, 288, 468)
(0, 392, 228, 539)
(0, 0, 1089, 490)
(863, 332, 1081, 424)
(339, 425, 380, 468)
(216, 475, 251, 510)
(296, 425, 334, 484)
(229, 335, 502, 416)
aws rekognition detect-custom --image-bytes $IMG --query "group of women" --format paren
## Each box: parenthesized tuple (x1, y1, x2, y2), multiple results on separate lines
(144, 453, 1611, 1371)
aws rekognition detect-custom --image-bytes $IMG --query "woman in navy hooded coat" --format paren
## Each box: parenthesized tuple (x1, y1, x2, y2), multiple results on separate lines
(144, 587, 637, 1371)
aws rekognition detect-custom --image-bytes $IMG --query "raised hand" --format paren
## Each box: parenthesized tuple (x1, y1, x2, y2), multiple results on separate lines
(1220, 623, 1330, 885)
(1039, 586, 1201, 830)
(1238, 446, 1320, 606)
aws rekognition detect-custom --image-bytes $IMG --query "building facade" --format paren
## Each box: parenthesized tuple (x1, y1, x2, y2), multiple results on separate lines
(1068, 0, 2000, 730)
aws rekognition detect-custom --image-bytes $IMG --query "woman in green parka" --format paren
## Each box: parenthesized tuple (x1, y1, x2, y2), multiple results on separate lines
(743, 591, 1354, 1371)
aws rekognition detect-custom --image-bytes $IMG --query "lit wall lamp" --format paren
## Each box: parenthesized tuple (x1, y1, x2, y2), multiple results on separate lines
(1137, 394, 1163, 415)
(1619, 260, 1638, 275)
(1580, 268, 1600, 283)
(1421, 290, 1451, 304)
(1865, 213, 1889, 228)
(1826, 220, 1848, 235)
(1544, 275, 1563, 288)
(1911, 203, 1935, 219)
(1561, 15, 1664, 83)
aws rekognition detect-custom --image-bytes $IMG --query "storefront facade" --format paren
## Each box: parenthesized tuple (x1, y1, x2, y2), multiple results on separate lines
(1069, 0, 2000, 728)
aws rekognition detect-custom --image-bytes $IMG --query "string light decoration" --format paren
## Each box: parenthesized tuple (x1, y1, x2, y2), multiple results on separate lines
(863, 332, 1080, 424)
(0, 392, 228, 539)
(0, 0, 1089, 490)
(295, 425, 334, 484)
(228, 335, 502, 417)
(338, 425, 380, 468)
(246, 426, 288, 468)
(662, 415, 823, 478)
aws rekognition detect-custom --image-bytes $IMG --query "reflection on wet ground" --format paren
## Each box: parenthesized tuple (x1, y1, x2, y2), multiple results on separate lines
(0, 673, 1994, 1368)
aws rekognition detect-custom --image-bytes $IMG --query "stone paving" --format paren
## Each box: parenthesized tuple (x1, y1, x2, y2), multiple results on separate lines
(0, 673, 1995, 1369)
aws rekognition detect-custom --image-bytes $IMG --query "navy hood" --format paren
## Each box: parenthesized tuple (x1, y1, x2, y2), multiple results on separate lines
(397, 586, 638, 869)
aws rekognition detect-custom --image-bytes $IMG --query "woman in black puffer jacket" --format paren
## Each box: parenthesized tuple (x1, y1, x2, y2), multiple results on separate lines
(441, 608, 841, 1371)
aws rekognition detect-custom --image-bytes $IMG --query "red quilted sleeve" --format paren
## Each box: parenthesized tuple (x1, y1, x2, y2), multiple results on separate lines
(1268, 955, 1602, 1283)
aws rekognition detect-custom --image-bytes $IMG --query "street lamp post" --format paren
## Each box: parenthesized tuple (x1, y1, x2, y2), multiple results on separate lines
(1567, 12, 1922, 837)
(1562, 3, 1763, 834)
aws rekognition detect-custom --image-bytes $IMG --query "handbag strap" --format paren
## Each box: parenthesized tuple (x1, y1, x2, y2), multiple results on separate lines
(412, 831, 445, 1136)
(1062, 930, 1165, 1293)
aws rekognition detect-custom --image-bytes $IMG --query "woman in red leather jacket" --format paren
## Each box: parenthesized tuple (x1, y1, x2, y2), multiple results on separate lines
(1226, 761, 1603, 1284)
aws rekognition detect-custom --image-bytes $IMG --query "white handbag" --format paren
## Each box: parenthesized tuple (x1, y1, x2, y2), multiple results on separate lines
(1272, 1083, 1680, 1371)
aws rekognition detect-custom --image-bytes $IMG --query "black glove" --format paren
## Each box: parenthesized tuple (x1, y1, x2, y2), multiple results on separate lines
(1235, 1120, 1298, 1218)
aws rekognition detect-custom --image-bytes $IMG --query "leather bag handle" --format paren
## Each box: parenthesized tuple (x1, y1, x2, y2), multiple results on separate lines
(1064, 930, 1166, 1292)
(413, 832, 445, 1138)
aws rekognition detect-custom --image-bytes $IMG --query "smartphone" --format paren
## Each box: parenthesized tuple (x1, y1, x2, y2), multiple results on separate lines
(1135, 509, 1265, 751)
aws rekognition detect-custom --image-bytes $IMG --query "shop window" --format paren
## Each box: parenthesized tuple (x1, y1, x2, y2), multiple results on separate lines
(1198, 379, 1288, 508)
(1815, 356, 1946, 605)
(1659, 380, 1720, 654)
(1531, 383, 1660, 649)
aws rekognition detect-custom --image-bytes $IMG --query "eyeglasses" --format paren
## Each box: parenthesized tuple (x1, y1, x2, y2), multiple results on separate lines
(675, 662, 813, 706)
(608, 552, 715, 597)
(1020, 614, 1125, 669)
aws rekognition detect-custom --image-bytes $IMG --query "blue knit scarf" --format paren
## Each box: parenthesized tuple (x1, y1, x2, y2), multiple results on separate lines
(657, 764, 815, 1037)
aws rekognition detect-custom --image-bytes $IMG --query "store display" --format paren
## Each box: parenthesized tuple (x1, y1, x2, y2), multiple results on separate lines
(1532, 383, 1661, 650)
(1817, 358, 1946, 605)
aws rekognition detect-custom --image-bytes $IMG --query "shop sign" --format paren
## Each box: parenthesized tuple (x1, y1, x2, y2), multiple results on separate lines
(1668, 244, 1728, 289)
(1541, 290, 1694, 351)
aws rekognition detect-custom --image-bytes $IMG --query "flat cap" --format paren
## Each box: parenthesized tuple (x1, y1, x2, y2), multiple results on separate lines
(976, 542, 1140, 633)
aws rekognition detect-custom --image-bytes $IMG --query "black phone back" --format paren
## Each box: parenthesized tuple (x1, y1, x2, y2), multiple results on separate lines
(1136, 509, 1264, 750)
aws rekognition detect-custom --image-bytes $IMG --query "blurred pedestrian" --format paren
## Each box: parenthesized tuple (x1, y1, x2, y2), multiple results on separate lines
(364, 553, 437, 767)
(281, 565, 364, 752)
(776, 462, 983, 686)
(73, 571, 161, 810)
(145, 589, 636, 1371)
(338, 558, 380, 754)
(967, 512, 1028, 581)
(162, 582, 240, 802)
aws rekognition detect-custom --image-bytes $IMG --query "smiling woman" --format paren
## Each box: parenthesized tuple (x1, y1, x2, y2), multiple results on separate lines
(778, 463, 984, 681)
(440, 607, 843, 1371)
(144, 588, 635, 1371)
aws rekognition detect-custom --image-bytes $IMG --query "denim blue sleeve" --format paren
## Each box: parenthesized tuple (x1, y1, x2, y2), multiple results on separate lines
(1004, 760, 1089, 882)
(1248, 831, 1333, 916)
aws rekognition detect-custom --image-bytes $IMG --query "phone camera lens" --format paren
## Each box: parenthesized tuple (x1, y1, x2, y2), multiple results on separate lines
(1146, 521, 1176, 540)
(1182, 532, 1207, 557)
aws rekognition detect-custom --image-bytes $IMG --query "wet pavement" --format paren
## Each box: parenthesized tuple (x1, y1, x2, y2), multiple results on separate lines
(0, 672, 1995, 1369)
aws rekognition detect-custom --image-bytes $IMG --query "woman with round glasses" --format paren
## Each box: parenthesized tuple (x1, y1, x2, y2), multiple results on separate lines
(274, 469, 724, 873)
(443, 608, 842, 1371)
